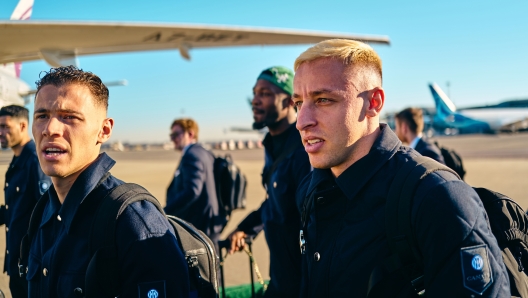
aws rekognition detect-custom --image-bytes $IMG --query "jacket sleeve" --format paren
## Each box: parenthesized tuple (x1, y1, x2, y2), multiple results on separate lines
(164, 152, 206, 214)
(412, 173, 510, 297)
(116, 200, 190, 297)
(237, 207, 265, 237)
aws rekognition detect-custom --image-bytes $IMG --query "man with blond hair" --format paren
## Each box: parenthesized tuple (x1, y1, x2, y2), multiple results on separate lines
(293, 39, 509, 297)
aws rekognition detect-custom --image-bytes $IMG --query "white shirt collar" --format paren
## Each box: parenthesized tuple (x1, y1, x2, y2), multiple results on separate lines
(409, 134, 422, 149)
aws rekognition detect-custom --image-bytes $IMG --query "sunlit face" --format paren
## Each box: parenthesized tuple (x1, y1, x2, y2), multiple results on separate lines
(170, 124, 193, 151)
(294, 58, 374, 175)
(0, 116, 24, 149)
(251, 79, 290, 130)
(33, 84, 113, 179)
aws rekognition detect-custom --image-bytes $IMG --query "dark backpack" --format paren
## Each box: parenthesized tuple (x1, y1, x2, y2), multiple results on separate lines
(367, 156, 528, 297)
(213, 154, 247, 221)
(434, 141, 466, 180)
(19, 181, 219, 298)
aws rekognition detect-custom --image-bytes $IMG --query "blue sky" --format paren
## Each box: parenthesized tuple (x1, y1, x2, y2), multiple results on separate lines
(2, 0, 527, 143)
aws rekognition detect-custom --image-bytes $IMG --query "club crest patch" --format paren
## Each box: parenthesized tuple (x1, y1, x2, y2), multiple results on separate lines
(138, 280, 166, 298)
(38, 180, 50, 195)
(460, 244, 493, 295)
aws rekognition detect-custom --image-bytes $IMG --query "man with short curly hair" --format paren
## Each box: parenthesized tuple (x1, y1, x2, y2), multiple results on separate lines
(25, 66, 189, 297)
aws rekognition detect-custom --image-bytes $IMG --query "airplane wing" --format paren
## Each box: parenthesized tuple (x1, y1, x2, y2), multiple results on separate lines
(0, 21, 390, 66)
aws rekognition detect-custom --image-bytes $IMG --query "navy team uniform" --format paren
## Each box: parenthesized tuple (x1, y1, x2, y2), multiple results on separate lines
(297, 124, 510, 297)
(414, 138, 445, 164)
(26, 153, 190, 297)
(237, 123, 311, 297)
(0, 140, 50, 298)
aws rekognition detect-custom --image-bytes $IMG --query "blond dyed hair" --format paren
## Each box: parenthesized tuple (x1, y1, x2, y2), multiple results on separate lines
(294, 39, 382, 83)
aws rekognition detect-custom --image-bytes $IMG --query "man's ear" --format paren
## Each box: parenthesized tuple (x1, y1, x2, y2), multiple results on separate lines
(188, 130, 197, 142)
(97, 118, 114, 144)
(401, 121, 409, 135)
(365, 88, 385, 118)
(19, 119, 28, 133)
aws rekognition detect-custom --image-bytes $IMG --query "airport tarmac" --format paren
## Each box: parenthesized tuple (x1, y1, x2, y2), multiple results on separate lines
(0, 132, 525, 296)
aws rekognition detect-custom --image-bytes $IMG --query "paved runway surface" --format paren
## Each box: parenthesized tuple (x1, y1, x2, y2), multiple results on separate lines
(0, 133, 525, 297)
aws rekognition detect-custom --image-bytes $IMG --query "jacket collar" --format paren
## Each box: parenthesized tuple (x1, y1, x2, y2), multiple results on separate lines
(40, 153, 116, 234)
(262, 122, 298, 151)
(182, 142, 197, 156)
(306, 124, 401, 199)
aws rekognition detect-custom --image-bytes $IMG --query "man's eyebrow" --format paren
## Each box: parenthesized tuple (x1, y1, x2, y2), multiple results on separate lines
(34, 108, 83, 116)
(309, 89, 339, 96)
(292, 89, 340, 99)
(34, 108, 48, 114)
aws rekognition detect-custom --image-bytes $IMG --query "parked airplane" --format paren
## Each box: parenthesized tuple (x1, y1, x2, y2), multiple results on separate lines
(0, 0, 33, 107)
(429, 83, 528, 134)
(0, 0, 390, 107)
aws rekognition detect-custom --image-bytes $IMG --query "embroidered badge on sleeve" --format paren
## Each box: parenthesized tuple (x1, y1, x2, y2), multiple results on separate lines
(138, 280, 166, 298)
(460, 244, 493, 295)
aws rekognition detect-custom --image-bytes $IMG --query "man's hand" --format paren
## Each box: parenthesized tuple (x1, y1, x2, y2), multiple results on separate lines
(227, 230, 247, 254)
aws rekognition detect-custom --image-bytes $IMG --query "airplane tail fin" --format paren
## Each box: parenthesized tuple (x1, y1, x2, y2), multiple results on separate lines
(11, 0, 34, 20)
(429, 83, 457, 118)
(3, 0, 34, 78)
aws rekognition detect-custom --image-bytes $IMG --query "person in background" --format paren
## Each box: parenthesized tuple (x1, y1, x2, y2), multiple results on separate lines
(227, 66, 311, 297)
(0, 105, 51, 298)
(165, 118, 223, 252)
(395, 107, 445, 164)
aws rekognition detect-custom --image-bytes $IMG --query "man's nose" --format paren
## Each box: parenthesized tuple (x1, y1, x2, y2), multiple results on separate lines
(43, 117, 62, 137)
(296, 103, 316, 131)
(251, 96, 260, 107)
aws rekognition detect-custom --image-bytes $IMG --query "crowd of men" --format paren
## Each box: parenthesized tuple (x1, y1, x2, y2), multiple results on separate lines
(0, 39, 512, 297)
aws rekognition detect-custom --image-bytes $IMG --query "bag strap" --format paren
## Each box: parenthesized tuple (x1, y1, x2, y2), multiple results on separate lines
(263, 131, 303, 186)
(85, 182, 163, 297)
(89, 182, 162, 254)
(368, 156, 459, 296)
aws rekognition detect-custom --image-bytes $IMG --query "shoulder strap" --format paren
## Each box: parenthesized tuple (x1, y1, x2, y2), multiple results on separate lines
(368, 156, 459, 297)
(385, 156, 459, 293)
(90, 183, 163, 253)
(263, 132, 303, 186)
(85, 183, 163, 297)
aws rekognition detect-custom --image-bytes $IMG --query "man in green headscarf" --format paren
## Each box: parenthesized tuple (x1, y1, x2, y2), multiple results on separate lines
(227, 66, 311, 297)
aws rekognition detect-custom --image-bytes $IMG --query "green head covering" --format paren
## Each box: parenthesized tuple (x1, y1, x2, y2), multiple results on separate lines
(257, 66, 294, 95)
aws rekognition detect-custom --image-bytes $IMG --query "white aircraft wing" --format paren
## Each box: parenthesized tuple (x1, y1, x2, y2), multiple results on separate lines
(0, 21, 390, 66)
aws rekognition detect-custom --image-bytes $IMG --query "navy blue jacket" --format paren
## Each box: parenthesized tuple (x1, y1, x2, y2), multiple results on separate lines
(165, 143, 224, 240)
(297, 124, 509, 297)
(414, 138, 445, 164)
(237, 124, 311, 297)
(27, 153, 190, 298)
(0, 140, 50, 276)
